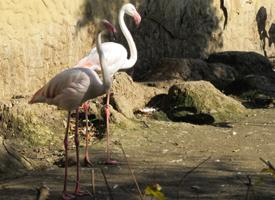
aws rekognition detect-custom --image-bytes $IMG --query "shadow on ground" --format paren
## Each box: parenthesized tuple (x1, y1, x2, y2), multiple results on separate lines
(1, 149, 275, 200)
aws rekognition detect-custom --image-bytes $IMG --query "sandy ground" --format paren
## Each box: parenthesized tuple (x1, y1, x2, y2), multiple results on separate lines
(1, 108, 275, 200)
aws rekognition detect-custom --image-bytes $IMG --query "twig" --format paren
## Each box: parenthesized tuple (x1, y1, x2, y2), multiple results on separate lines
(91, 169, 96, 198)
(236, 174, 255, 200)
(177, 156, 211, 200)
(116, 141, 143, 200)
(100, 167, 114, 200)
(260, 157, 275, 170)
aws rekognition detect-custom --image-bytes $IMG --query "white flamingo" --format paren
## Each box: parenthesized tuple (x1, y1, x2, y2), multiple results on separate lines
(76, 3, 141, 164)
(29, 20, 115, 200)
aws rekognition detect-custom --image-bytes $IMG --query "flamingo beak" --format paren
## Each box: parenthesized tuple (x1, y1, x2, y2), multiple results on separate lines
(133, 12, 141, 26)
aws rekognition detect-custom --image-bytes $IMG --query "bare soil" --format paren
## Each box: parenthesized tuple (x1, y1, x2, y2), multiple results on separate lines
(1, 108, 275, 200)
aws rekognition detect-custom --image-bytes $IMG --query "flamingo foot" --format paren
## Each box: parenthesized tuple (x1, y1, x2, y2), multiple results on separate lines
(105, 159, 119, 165)
(74, 189, 93, 197)
(83, 156, 93, 167)
(62, 192, 75, 200)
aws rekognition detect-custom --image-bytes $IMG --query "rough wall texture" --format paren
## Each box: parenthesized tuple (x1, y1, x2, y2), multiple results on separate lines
(0, 0, 140, 99)
(0, 0, 274, 98)
(132, 0, 275, 79)
(0, 0, 91, 98)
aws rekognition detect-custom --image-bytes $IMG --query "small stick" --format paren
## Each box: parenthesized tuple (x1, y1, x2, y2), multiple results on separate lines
(260, 157, 275, 170)
(177, 156, 211, 200)
(100, 167, 114, 200)
(91, 169, 96, 197)
(236, 174, 255, 200)
(116, 141, 143, 200)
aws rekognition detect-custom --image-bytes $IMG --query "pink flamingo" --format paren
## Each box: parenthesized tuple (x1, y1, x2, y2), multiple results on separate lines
(77, 3, 141, 165)
(29, 20, 116, 200)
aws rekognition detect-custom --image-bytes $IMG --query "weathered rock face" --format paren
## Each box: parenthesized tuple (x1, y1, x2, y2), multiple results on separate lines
(143, 57, 238, 90)
(207, 51, 274, 77)
(166, 81, 247, 124)
(0, 136, 30, 177)
(142, 52, 275, 103)
(0, 99, 65, 146)
(0, 99, 67, 178)
(132, 0, 275, 79)
(110, 72, 165, 118)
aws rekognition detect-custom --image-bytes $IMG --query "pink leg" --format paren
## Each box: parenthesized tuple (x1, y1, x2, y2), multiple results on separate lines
(74, 108, 81, 193)
(62, 111, 76, 200)
(82, 103, 92, 167)
(74, 108, 92, 197)
(105, 91, 118, 165)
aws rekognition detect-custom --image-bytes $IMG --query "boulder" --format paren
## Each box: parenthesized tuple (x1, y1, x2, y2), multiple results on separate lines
(225, 74, 275, 96)
(0, 136, 30, 179)
(0, 98, 65, 146)
(207, 51, 274, 77)
(143, 58, 238, 90)
(224, 74, 275, 107)
(166, 81, 247, 124)
(110, 72, 165, 118)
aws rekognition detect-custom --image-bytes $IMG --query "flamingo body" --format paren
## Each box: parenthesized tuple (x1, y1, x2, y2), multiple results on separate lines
(77, 42, 128, 76)
(29, 67, 108, 111)
(75, 3, 141, 164)
(29, 21, 114, 199)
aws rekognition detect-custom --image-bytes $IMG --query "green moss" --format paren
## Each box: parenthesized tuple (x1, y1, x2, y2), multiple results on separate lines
(152, 111, 169, 121)
(168, 81, 247, 123)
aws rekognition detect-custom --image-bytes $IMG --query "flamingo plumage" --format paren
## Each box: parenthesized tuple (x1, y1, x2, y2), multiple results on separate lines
(76, 3, 141, 165)
(29, 20, 115, 200)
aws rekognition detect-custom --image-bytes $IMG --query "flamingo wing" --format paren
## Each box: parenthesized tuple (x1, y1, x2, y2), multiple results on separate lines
(30, 68, 93, 110)
(76, 42, 127, 75)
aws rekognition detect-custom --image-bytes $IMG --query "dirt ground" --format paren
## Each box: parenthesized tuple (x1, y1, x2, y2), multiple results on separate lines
(1, 108, 275, 200)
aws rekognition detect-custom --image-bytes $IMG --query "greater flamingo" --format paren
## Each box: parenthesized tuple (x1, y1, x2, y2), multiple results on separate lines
(29, 20, 115, 200)
(77, 3, 141, 165)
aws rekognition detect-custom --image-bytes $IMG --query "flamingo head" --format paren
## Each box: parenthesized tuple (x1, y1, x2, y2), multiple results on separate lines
(101, 19, 117, 34)
(101, 19, 117, 40)
(123, 3, 142, 26)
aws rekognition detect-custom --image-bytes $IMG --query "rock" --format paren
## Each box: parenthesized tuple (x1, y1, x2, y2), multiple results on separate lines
(224, 74, 275, 107)
(144, 58, 210, 81)
(36, 185, 50, 200)
(166, 81, 247, 124)
(225, 74, 275, 96)
(143, 58, 238, 90)
(110, 72, 165, 119)
(132, 1, 275, 80)
(0, 136, 30, 179)
(0, 98, 66, 146)
(207, 51, 274, 77)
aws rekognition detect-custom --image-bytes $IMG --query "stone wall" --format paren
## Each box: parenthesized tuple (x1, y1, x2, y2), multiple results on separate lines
(0, 0, 139, 99)
(0, 0, 89, 98)
(132, 0, 275, 79)
(0, 0, 274, 98)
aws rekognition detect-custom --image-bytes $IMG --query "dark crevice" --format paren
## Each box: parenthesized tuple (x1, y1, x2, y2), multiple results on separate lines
(220, 0, 228, 30)
(256, 6, 268, 57)
(144, 17, 186, 41)
(268, 23, 275, 47)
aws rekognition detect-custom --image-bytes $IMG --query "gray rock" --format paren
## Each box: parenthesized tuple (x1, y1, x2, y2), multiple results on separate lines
(143, 58, 238, 90)
(166, 81, 247, 124)
(207, 51, 274, 77)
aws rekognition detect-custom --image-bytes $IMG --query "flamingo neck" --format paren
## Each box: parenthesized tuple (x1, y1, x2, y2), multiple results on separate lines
(119, 8, 137, 69)
(97, 31, 112, 91)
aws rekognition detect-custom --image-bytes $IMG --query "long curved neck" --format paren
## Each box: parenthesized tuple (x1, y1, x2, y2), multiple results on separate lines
(97, 31, 112, 91)
(119, 8, 137, 69)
